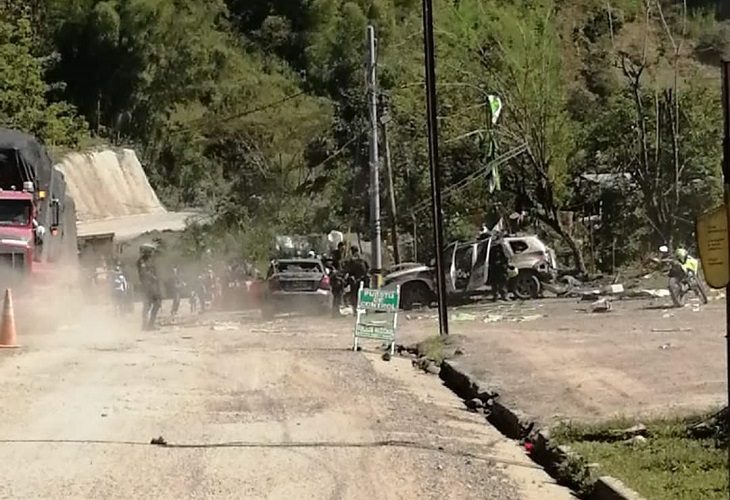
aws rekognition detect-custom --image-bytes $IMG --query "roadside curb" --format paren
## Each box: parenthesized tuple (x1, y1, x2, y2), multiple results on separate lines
(439, 360, 647, 500)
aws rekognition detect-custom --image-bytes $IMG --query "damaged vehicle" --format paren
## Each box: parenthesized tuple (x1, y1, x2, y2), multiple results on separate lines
(260, 257, 332, 319)
(382, 234, 556, 309)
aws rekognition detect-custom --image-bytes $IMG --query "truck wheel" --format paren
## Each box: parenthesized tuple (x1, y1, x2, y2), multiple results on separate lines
(510, 271, 540, 300)
(400, 282, 433, 310)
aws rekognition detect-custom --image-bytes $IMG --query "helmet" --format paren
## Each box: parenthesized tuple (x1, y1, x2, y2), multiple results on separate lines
(675, 248, 688, 262)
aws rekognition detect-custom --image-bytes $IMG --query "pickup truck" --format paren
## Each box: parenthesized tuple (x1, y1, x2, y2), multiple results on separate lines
(382, 235, 557, 309)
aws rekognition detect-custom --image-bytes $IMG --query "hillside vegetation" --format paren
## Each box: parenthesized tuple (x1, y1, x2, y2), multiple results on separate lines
(1, 0, 729, 269)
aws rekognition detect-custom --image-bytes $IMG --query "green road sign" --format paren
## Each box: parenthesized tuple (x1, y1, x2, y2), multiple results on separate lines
(353, 284, 400, 353)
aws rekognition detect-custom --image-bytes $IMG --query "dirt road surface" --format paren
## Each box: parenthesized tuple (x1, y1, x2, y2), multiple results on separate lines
(0, 306, 572, 499)
(397, 296, 727, 425)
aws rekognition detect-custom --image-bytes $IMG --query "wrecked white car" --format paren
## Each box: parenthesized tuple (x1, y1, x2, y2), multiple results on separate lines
(382, 235, 557, 309)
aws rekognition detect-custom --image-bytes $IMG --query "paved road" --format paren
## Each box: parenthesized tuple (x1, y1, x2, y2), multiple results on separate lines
(0, 307, 573, 499)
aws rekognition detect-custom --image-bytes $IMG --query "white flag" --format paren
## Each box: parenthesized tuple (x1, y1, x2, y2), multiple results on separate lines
(488, 95, 503, 125)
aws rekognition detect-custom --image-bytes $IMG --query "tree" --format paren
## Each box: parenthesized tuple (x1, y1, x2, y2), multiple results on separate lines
(439, 0, 587, 272)
(0, 11, 86, 146)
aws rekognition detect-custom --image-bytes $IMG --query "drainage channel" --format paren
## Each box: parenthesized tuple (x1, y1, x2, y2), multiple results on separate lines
(405, 351, 645, 500)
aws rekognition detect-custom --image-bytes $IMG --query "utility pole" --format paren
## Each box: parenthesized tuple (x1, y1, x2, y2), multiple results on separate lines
(421, 0, 449, 336)
(380, 98, 400, 265)
(367, 25, 383, 287)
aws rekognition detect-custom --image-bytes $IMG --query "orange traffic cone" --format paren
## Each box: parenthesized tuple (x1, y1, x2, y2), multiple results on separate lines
(0, 289, 19, 348)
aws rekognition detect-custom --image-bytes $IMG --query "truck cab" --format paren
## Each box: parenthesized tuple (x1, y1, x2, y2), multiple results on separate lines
(0, 191, 35, 279)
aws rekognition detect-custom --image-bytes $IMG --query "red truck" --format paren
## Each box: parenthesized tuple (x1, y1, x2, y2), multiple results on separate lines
(0, 129, 77, 286)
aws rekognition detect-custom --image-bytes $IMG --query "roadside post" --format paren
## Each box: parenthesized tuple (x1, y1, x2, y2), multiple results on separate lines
(722, 61, 730, 480)
(353, 283, 400, 354)
(421, 0, 449, 336)
(697, 60, 730, 480)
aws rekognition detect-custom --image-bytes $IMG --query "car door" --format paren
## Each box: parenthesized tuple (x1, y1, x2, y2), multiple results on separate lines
(444, 242, 458, 294)
(453, 243, 474, 293)
(467, 238, 491, 291)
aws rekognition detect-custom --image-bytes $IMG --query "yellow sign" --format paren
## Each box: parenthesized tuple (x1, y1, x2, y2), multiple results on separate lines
(696, 204, 729, 289)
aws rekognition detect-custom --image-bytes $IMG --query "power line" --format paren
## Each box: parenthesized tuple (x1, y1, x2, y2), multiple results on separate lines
(168, 90, 308, 136)
(408, 143, 528, 217)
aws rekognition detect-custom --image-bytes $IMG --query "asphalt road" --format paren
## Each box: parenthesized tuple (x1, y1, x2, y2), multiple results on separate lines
(0, 306, 572, 499)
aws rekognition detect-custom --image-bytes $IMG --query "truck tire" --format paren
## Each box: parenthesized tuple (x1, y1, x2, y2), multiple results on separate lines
(400, 282, 433, 310)
(510, 271, 540, 300)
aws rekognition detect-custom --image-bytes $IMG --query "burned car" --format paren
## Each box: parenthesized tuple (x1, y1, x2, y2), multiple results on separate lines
(382, 235, 556, 309)
(260, 258, 332, 318)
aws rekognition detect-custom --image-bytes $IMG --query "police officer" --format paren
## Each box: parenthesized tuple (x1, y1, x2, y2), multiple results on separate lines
(137, 244, 162, 330)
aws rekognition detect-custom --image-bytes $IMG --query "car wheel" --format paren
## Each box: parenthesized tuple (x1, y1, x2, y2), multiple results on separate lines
(510, 271, 540, 300)
(400, 282, 433, 310)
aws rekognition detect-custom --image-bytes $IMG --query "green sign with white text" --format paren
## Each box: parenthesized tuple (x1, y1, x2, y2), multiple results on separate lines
(353, 284, 400, 352)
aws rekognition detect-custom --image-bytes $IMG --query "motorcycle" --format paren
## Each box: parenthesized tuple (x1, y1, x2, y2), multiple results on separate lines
(658, 245, 708, 308)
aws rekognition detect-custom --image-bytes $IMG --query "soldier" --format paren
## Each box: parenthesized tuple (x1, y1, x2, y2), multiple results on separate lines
(328, 242, 347, 317)
(489, 239, 510, 302)
(345, 246, 370, 306)
(137, 244, 162, 330)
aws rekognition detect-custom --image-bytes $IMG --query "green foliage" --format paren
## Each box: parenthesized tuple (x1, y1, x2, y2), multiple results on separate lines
(557, 417, 729, 500)
(0, 12, 87, 145)
(1, 0, 727, 268)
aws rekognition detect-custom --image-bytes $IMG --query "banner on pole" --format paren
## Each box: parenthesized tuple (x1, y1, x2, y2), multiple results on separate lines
(488, 95, 503, 125)
(353, 284, 400, 353)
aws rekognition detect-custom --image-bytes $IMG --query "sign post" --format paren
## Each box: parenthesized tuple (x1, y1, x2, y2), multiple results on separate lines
(721, 60, 730, 480)
(353, 283, 400, 354)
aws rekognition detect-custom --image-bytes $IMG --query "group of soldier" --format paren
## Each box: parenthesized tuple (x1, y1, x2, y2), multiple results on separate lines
(104, 244, 230, 330)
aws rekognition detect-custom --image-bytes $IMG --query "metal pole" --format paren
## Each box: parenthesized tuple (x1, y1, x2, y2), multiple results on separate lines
(421, 0, 449, 336)
(381, 111, 401, 264)
(367, 25, 383, 288)
(721, 60, 730, 482)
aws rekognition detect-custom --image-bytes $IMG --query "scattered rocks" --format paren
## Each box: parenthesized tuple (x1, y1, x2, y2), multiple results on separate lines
(210, 322, 239, 331)
(465, 398, 484, 412)
(589, 298, 612, 313)
(451, 312, 477, 321)
(381, 352, 391, 362)
(150, 436, 167, 446)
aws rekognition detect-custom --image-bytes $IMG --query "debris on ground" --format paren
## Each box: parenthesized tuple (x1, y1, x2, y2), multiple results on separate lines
(210, 321, 239, 331)
(582, 423, 648, 443)
(517, 314, 544, 322)
(381, 352, 391, 362)
(451, 312, 477, 321)
(651, 327, 692, 333)
(659, 343, 671, 350)
(339, 306, 355, 316)
(483, 314, 504, 323)
(464, 398, 484, 412)
(639, 289, 671, 299)
(150, 436, 167, 446)
(687, 407, 728, 446)
(589, 298, 612, 313)
(624, 435, 648, 446)
(412, 356, 440, 374)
